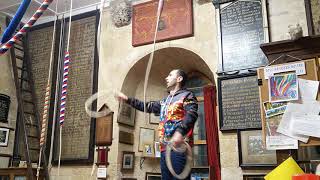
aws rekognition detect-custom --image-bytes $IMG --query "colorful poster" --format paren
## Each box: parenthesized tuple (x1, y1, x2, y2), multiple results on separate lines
(263, 102, 287, 118)
(269, 74, 299, 102)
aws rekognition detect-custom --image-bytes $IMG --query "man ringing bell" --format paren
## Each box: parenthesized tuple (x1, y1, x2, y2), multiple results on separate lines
(115, 69, 198, 180)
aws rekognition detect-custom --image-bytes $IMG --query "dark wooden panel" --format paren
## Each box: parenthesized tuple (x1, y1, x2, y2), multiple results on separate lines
(218, 73, 261, 131)
(219, 0, 267, 72)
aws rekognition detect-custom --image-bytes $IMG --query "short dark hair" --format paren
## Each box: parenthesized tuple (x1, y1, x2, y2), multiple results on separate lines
(175, 69, 187, 87)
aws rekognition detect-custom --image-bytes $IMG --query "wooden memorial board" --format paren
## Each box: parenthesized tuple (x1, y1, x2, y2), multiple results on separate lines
(132, 0, 193, 46)
(219, 0, 267, 72)
(257, 58, 320, 146)
(218, 73, 262, 131)
(0, 94, 10, 122)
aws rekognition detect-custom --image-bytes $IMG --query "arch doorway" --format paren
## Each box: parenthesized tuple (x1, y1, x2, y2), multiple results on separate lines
(119, 47, 220, 179)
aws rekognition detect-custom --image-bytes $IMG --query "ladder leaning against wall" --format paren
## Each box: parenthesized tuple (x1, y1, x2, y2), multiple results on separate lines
(6, 17, 49, 180)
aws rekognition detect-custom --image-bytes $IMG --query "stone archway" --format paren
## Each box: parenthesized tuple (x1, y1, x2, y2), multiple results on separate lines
(120, 47, 214, 95)
(116, 47, 214, 179)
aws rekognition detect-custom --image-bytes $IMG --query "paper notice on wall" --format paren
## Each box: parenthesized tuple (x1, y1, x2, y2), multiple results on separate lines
(277, 101, 320, 143)
(292, 115, 320, 138)
(97, 167, 107, 178)
(264, 62, 306, 79)
(265, 115, 298, 150)
(298, 78, 319, 102)
(266, 136, 299, 150)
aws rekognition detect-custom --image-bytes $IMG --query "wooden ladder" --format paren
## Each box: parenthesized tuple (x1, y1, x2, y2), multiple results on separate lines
(6, 17, 50, 180)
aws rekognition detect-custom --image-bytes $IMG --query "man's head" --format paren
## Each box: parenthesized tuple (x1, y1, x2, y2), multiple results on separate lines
(165, 69, 187, 89)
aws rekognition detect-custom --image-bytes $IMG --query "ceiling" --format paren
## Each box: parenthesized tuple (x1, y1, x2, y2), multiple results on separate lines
(0, 0, 111, 24)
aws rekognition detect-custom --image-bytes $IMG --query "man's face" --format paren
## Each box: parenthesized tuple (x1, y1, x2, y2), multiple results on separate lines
(165, 70, 180, 88)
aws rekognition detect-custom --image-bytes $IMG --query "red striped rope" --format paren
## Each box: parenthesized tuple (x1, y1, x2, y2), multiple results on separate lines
(0, 0, 53, 55)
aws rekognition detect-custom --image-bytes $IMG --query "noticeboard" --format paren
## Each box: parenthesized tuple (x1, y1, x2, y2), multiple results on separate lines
(0, 94, 10, 122)
(219, 0, 267, 72)
(218, 73, 262, 131)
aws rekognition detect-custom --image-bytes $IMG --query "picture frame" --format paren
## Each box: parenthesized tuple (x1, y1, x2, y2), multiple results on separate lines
(217, 73, 262, 131)
(138, 127, 155, 152)
(243, 174, 266, 180)
(121, 151, 135, 171)
(143, 144, 154, 157)
(304, 0, 320, 35)
(118, 101, 135, 127)
(119, 131, 134, 145)
(237, 129, 277, 169)
(154, 142, 161, 158)
(145, 172, 161, 180)
(0, 127, 9, 147)
(149, 111, 159, 125)
(132, 0, 193, 46)
(0, 94, 11, 123)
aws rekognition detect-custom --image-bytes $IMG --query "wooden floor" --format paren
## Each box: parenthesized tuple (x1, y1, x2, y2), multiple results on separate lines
(0, 168, 43, 180)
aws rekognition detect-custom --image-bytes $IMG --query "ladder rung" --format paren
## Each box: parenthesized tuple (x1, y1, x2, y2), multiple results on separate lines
(17, 66, 27, 71)
(22, 88, 32, 93)
(14, 43, 23, 48)
(29, 148, 40, 151)
(27, 135, 39, 139)
(26, 123, 38, 127)
(18, 77, 29, 82)
(14, 46, 24, 51)
(23, 99, 34, 104)
(16, 55, 24, 60)
(24, 111, 35, 116)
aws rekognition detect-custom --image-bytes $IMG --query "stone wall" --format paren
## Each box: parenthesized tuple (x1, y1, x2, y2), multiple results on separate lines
(28, 15, 97, 179)
(0, 14, 18, 168)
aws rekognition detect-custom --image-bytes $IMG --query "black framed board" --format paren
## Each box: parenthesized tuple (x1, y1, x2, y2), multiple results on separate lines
(218, 73, 261, 131)
(219, 0, 267, 73)
(0, 94, 10, 123)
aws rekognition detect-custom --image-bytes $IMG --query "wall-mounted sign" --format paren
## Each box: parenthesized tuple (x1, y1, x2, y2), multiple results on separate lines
(219, 0, 267, 73)
(0, 94, 10, 123)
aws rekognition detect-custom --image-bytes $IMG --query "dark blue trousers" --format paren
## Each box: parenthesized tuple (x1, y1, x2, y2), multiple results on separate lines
(160, 151, 190, 180)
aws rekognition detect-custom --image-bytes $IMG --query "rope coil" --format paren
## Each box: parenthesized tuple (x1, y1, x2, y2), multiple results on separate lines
(165, 141, 193, 179)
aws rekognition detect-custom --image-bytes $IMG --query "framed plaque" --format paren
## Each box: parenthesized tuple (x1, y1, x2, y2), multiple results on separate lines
(218, 73, 262, 131)
(0, 94, 10, 123)
(218, 0, 268, 73)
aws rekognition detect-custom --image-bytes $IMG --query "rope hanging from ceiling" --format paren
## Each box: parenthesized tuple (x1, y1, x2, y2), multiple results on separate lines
(58, 0, 73, 176)
(36, 0, 59, 179)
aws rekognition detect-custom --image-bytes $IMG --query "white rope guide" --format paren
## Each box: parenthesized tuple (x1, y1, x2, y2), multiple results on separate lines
(143, 0, 164, 121)
(36, 0, 59, 179)
(58, 0, 73, 176)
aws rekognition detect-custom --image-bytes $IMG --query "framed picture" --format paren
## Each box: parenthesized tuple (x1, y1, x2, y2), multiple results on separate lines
(119, 131, 134, 145)
(154, 142, 161, 158)
(118, 102, 135, 127)
(305, 0, 320, 35)
(243, 174, 266, 180)
(132, 0, 193, 46)
(145, 172, 161, 180)
(0, 94, 11, 123)
(149, 112, 159, 125)
(138, 127, 155, 152)
(121, 151, 135, 170)
(217, 73, 262, 131)
(238, 129, 277, 169)
(143, 144, 154, 157)
(0, 127, 9, 146)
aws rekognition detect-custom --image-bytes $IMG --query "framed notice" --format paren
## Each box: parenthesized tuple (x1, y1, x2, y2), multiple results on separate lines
(238, 129, 277, 168)
(132, 0, 193, 46)
(218, 73, 262, 131)
(0, 94, 10, 123)
(218, 0, 268, 73)
(138, 127, 155, 152)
